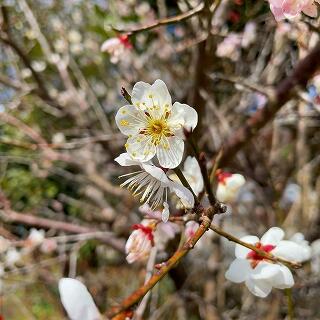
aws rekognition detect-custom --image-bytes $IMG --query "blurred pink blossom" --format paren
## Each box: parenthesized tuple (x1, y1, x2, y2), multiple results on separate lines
(101, 35, 132, 64)
(268, 0, 320, 21)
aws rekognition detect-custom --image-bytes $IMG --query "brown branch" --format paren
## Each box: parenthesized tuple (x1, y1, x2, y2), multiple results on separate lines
(113, 3, 204, 35)
(106, 207, 215, 318)
(209, 225, 302, 269)
(215, 40, 320, 167)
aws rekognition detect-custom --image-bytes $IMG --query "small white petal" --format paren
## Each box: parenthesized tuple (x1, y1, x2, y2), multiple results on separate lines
(161, 202, 170, 222)
(272, 240, 308, 262)
(169, 180, 195, 208)
(261, 227, 284, 246)
(115, 152, 141, 167)
(169, 102, 198, 131)
(273, 265, 294, 289)
(302, 2, 318, 17)
(142, 163, 170, 185)
(115, 105, 147, 136)
(156, 136, 184, 169)
(59, 278, 100, 320)
(225, 259, 252, 283)
(126, 135, 156, 162)
(150, 79, 172, 110)
(132, 81, 151, 107)
(251, 262, 281, 281)
(235, 236, 259, 258)
(245, 278, 272, 298)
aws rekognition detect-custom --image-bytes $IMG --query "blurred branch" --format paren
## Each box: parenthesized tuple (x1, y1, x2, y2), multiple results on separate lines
(0, 209, 125, 252)
(209, 225, 302, 269)
(112, 2, 204, 35)
(215, 40, 320, 167)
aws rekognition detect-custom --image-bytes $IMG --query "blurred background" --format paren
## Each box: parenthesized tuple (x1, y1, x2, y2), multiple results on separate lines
(0, 0, 320, 319)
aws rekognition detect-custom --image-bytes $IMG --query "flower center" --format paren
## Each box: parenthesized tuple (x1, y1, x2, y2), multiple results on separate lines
(144, 118, 172, 145)
(246, 242, 275, 268)
(132, 224, 154, 242)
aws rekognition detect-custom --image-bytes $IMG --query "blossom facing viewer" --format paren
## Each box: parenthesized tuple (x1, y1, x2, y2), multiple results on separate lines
(59, 278, 101, 320)
(216, 170, 245, 203)
(225, 227, 310, 297)
(268, 0, 320, 21)
(116, 79, 198, 169)
(115, 152, 194, 222)
(125, 220, 154, 264)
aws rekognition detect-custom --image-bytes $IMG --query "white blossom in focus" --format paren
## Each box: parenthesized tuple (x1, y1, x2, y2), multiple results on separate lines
(289, 232, 311, 262)
(115, 153, 194, 222)
(225, 227, 309, 297)
(125, 220, 154, 264)
(59, 278, 101, 320)
(115, 79, 198, 168)
(216, 170, 246, 203)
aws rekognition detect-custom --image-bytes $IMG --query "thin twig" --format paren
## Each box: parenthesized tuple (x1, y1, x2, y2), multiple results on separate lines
(112, 3, 204, 35)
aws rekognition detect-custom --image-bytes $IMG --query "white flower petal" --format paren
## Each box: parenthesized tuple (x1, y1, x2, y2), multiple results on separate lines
(169, 180, 195, 208)
(183, 156, 204, 195)
(132, 81, 151, 107)
(303, 2, 318, 17)
(225, 174, 246, 190)
(261, 227, 284, 246)
(235, 236, 259, 258)
(114, 152, 141, 167)
(169, 102, 198, 131)
(126, 134, 156, 162)
(115, 105, 147, 136)
(161, 202, 170, 222)
(225, 259, 252, 283)
(245, 277, 273, 298)
(272, 240, 308, 262)
(156, 136, 184, 169)
(59, 278, 100, 320)
(149, 79, 172, 110)
(251, 262, 281, 281)
(273, 265, 294, 289)
(141, 163, 170, 184)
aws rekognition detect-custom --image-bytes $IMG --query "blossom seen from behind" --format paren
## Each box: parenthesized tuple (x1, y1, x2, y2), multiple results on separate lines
(116, 79, 198, 169)
(225, 227, 311, 297)
(101, 34, 132, 63)
(115, 153, 194, 222)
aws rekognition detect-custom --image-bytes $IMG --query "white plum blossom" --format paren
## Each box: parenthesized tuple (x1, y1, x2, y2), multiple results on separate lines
(125, 220, 154, 264)
(216, 170, 246, 203)
(59, 278, 101, 320)
(268, 0, 320, 21)
(101, 35, 132, 64)
(115, 153, 194, 222)
(115, 79, 198, 169)
(26, 228, 45, 247)
(225, 227, 310, 298)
